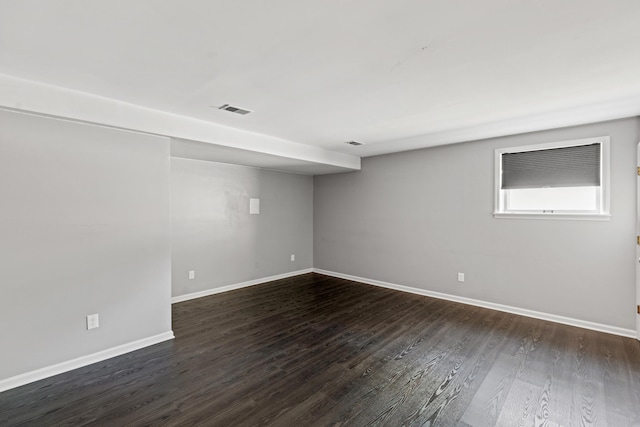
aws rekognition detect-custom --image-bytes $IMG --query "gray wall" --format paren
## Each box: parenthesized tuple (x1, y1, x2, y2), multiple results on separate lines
(314, 117, 639, 330)
(171, 157, 313, 297)
(0, 110, 172, 381)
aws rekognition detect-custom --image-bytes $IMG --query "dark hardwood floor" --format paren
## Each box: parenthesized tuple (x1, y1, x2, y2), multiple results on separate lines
(1, 273, 639, 426)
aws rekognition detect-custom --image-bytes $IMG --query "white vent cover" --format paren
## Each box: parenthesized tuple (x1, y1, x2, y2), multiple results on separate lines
(345, 140, 364, 146)
(218, 104, 253, 115)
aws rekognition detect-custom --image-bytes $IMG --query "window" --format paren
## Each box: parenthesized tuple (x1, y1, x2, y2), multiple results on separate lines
(494, 136, 610, 220)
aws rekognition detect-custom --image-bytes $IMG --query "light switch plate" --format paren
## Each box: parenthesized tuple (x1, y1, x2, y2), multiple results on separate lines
(250, 198, 260, 214)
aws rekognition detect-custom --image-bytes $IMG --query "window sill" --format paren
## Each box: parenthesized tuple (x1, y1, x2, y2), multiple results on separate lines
(493, 212, 611, 221)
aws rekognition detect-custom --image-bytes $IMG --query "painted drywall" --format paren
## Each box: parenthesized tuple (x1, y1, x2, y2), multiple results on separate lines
(171, 157, 313, 297)
(314, 117, 638, 330)
(0, 110, 172, 381)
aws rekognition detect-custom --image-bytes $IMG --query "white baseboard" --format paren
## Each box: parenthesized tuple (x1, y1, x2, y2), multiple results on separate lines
(314, 269, 637, 339)
(171, 268, 314, 304)
(0, 331, 174, 393)
(4, 269, 631, 394)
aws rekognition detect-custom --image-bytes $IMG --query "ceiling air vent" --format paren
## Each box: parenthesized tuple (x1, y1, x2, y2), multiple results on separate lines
(345, 140, 364, 146)
(218, 104, 253, 115)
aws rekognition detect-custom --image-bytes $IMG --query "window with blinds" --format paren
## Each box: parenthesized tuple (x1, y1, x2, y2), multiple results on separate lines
(494, 137, 610, 219)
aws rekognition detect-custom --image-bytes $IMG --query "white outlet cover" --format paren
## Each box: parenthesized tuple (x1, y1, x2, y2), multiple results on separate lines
(87, 314, 99, 330)
(291, 254, 295, 261)
(188, 270, 195, 280)
(457, 273, 465, 282)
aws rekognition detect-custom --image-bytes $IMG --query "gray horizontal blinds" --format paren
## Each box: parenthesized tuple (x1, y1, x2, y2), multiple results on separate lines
(501, 143, 601, 189)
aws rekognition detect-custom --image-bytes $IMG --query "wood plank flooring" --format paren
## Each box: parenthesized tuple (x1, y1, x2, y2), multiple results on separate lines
(1, 273, 639, 426)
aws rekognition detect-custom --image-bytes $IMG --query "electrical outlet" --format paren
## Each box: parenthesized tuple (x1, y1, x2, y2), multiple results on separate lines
(87, 314, 99, 330)
(290, 254, 295, 261)
(457, 272, 465, 282)
(188, 270, 195, 280)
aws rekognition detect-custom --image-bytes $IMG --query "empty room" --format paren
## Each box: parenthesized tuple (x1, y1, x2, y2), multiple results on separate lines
(1, 1, 639, 426)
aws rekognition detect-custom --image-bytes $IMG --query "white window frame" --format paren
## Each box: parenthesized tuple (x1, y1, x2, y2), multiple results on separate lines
(494, 136, 611, 221)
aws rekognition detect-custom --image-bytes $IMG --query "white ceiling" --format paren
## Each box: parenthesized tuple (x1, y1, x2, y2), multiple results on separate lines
(1, 0, 640, 170)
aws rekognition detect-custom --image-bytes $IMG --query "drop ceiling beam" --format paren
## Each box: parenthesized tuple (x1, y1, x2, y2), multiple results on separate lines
(0, 74, 361, 173)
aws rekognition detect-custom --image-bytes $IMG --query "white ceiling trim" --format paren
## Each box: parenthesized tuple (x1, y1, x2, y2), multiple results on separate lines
(2, 73, 638, 171)
(0, 73, 361, 173)
(361, 93, 640, 157)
